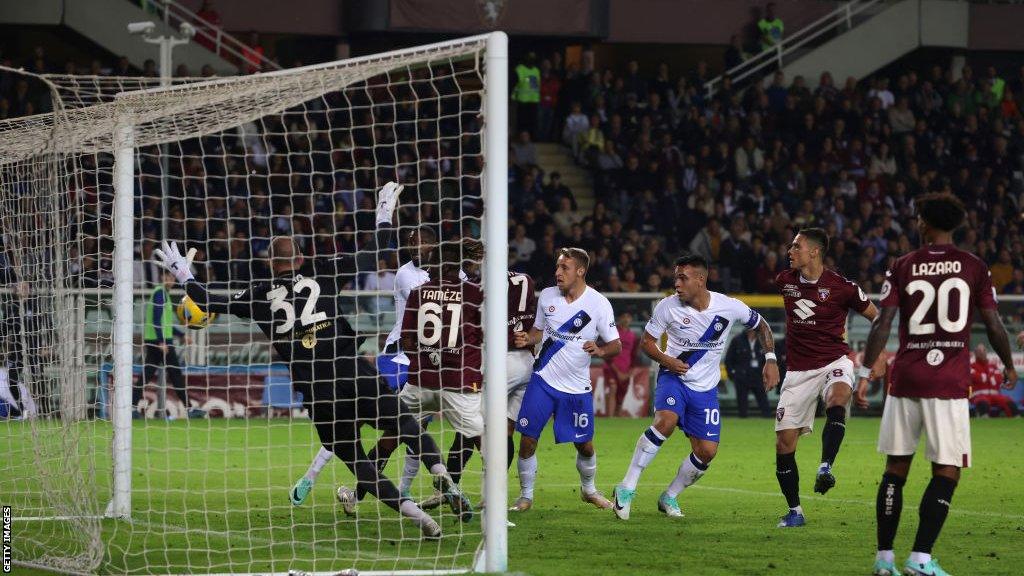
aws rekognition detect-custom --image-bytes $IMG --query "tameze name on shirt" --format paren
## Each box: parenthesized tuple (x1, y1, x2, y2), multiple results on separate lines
(911, 261, 961, 276)
(421, 288, 463, 302)
(544, 326, 583, 342)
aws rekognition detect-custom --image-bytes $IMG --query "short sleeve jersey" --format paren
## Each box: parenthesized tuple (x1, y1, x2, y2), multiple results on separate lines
(881, 244, 997, 399)
(508, 271, 538, 351)
(645, 292, 762, 392)
(401, 277, 483, 392)
(532, 285, 618, 394)
(775, 268, 871, 371)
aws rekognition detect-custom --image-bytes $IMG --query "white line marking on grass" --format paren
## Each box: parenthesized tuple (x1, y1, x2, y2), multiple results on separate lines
(129, 518, 388, 561)
(539, 483, 1024, 520)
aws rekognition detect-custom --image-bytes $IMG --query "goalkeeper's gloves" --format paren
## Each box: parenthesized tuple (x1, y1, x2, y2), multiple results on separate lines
(154, 240, 197, 284)
(375, 181, 404, 225)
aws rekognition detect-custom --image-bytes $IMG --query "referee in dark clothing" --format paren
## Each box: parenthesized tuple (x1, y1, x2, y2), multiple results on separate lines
(725, 328, 773, 418)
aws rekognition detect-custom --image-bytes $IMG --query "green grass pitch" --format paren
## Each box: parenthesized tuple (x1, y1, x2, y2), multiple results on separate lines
(7, 416, 1023, 575)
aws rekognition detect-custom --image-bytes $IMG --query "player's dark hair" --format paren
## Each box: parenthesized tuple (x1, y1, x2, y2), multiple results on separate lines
(798, 227, 830, 256)
(440, 238, 484, 268)
(674, 253, 708, 270)
(915, 192, 966, 232)
(558, 247, 590, 272)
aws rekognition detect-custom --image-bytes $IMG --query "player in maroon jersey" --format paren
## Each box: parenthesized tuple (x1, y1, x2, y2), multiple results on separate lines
(969, 344, 1019, 417)
(507, 270, 539, 470)
(397, 238, 484, 517)
(773, 227, 879, 528)
(855, 193, 1017, 576)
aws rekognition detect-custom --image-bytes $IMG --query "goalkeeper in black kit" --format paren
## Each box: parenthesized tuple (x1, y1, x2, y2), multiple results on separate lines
(153, 182, 469, 539)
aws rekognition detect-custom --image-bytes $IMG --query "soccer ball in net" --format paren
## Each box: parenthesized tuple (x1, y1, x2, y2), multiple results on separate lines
(176, 295, 216, 330)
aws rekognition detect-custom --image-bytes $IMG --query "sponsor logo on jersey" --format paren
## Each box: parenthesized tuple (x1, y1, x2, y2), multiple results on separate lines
(429, 351, 442, 367)
(793, 298, 817, 320)
(776, 407, 785, 422)
(926, 349, 945, 366)
(783, 284, 801, 298)
(548, 305, 555, 313)
(682, 317, 691, 325)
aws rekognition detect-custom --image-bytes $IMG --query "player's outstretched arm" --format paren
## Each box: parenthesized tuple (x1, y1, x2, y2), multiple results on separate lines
(979, 308, 1019, 389)
(640, 331, 687, 375)
(154, 240, 246, 318)
(754, 318, 780, 391)
(322, 182, 402, 278)
(855, 306, 897, 408)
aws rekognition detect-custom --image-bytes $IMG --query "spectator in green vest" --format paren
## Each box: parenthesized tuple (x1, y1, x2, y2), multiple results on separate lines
(512, 52, 541, 137)
(758, 3, 784, 52)
(987, 66, 1006, 102)
(134, 270, 205, 419)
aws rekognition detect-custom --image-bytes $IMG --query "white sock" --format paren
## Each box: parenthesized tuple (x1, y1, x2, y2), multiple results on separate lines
(517, 455, 537, 500)
(666, 452, 708, 498)
(909, 552, 931, 565)
(304, 446, 334, 482)
(428, 462, 446, 476)
(400, 453, 421, 494)
(819, 461, 830, 471)
(576, 453, 598, 495)
(791, 505, 804, 514)
(876, 550, 895, 564)
(622, 427, 664, 490)
(399, 499, 432, 528)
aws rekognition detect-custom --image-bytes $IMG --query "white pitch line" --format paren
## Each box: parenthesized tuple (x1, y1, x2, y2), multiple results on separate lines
(538, 483, 1024, 520)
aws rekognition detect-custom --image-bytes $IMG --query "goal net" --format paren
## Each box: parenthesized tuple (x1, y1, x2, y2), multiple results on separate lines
(0, 33, 508, 575)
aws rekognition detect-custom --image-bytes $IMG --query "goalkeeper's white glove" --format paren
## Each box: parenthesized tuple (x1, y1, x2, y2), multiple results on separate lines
(375, 181, 404, 225)
(153, 240, 197, 284)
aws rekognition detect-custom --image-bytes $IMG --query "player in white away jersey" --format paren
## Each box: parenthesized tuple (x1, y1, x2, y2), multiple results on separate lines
(613, 253, 779, 520)
(510, 247, 621, 512)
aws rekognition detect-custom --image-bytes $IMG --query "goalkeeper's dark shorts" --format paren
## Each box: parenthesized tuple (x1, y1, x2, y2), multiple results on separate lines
(291, 357, 411, 442)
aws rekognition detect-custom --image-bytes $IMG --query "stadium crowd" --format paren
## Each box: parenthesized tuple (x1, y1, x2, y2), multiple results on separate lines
(509, 54, 1024, 311)
(3, 43, 1024, 317)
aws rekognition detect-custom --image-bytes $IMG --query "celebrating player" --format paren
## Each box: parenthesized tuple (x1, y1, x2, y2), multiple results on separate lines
(855, 193, 1017, 576)
(154, 182, 467, 539)
(773, 227, 878, 528)
(612, 253, 778, 520)
(511, 247, 620, 512)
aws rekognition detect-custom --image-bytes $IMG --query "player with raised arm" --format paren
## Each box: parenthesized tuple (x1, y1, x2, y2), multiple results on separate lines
(289, 221, 467, 505)
(773, 227, 879, 528)
(612, 253, 778, 520)
(510, 247, 620, 512)
(855, 193, 1017, 576)
(154, 183, 467, 539)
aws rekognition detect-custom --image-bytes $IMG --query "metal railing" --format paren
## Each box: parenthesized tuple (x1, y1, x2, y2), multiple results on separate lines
(137, 0, 281, 71)
(704, 0, 887, 99)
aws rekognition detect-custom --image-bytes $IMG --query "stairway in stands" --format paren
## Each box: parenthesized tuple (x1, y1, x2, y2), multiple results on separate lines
(534, 143, 595, 215)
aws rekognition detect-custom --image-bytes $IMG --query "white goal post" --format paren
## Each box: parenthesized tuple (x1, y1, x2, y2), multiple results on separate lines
(1, 32, 507, 575)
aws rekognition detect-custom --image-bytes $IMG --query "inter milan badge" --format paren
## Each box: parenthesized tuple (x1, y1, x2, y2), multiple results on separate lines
(573, 317, 583, 328)
(818, 288, 830, 301)
(714, 322, 723, 332)
(429, 351, 442, 367)
(301, 334, 317, 349)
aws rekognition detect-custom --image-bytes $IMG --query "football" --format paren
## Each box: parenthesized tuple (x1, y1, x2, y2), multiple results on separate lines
(176, 295, 216, 330)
